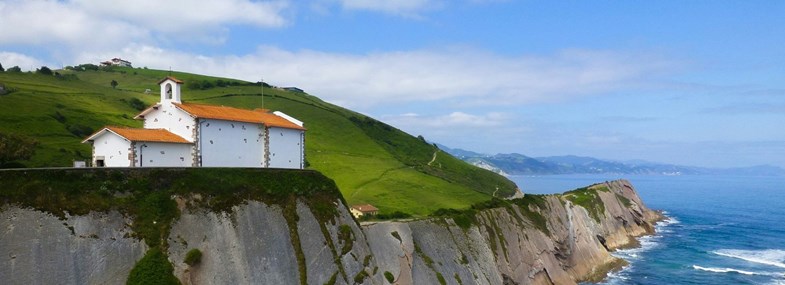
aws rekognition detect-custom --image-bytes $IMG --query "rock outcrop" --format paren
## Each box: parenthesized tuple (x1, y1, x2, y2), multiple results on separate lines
(1, 171, 659, 285)
(0, 208, 146, 284)
(364, 179, 660, 285)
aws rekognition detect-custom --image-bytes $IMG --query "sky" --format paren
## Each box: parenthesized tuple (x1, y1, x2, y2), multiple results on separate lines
(1, 0, 784, 168)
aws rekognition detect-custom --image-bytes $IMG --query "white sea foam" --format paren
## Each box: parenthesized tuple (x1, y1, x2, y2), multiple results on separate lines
(713, 249, 785, 269)
(692, 265, 757, 275)
(602, 214, 677, 284)
(693, 265, 785, 278)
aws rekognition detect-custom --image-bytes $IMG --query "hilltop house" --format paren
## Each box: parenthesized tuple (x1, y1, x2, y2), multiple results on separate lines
(100, 58, 132, 67)
(349, 204, 379, 218)
(83, 77, 306, 169)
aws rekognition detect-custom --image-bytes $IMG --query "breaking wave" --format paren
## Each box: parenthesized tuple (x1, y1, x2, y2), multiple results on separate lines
(692, 265, 761, 276)
(713, 249, 785, 269)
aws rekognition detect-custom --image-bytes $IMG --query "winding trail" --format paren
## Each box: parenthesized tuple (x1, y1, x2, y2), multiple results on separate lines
(427, 150, 438, 166)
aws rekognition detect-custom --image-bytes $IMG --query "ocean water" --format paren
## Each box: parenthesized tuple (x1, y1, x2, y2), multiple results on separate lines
(510, 174, 785, 285)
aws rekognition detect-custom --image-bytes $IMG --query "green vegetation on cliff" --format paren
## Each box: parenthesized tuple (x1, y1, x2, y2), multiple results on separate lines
(0, 67, 517, 215)
(564, 184, 608, 222)
(0, 167, 344, 285)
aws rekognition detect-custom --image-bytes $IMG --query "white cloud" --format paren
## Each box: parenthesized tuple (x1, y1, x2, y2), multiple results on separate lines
(335, 0, 441, 16)
(0, 0, 287, 48)
(385, 112, 509, 128)
(379, 111, 526, 152)
(73, 0, 288, 32)
(0, 52, 48, 71)
(70, 45, 676, 110)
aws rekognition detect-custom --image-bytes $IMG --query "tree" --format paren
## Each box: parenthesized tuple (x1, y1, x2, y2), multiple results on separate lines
(36, 66, 53, 75)
(7, 66, 21, 72)
(0, 62, 4, 72)
(0, 133, 38, 167)
(111, 79, 118, 89)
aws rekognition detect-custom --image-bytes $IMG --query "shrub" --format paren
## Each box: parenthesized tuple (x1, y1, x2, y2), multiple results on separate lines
(374, 211, 411, 220)
(338, 224, 354, 255)
(75, 63, 99, 71)
(36, 66, 53, 75)
(390, 231, 401, 242)
(6, 66, 21, 72)
(127, 248, 180, 285)
(111, 80, 118, 89)
(0, 133, 38, 167)
(353, 270, 369, 284)
(184, 248, 202, 266)
(129, 98, 146, 111)
(384, 271, 395, 283)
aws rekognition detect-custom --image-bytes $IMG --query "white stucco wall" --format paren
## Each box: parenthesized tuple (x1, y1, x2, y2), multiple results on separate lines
(91, 132, 132, 167)
(143, 103, 195, 142)
(133, 142, 193, 167)
(198, 119, 265, 167)
(268, 127, 304, 169)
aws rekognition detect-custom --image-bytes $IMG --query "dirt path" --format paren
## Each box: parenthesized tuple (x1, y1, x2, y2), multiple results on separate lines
(427, 150, 438, 166)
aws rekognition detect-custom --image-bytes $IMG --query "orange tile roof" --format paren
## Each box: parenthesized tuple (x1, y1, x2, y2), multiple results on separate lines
(174, 103, 306, 130)
(86, 127, 192, 144)
(351, 204, 379, 212)
(158, 76, 184, 84)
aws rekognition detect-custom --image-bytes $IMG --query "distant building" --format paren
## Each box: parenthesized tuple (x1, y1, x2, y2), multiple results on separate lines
(83, 77, 306, 169)
(350, 204, 379, 218)
(282, 87, 305, 93)
(100, 58, 132, 67)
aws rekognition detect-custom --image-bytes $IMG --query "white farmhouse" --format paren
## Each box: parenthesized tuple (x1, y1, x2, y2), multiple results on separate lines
(100, 58, 132, 67)
(83, 77, 306, 169)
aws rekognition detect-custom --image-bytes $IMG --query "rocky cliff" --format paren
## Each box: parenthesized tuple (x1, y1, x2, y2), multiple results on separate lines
(0, 169, 660, 285)
(364, 180, 661, 285)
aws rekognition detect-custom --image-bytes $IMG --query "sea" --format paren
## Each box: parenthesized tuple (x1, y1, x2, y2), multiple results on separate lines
(509, 174, 785, 285)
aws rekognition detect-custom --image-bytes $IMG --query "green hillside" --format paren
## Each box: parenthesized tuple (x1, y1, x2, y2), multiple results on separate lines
(0, 66, 518, 216)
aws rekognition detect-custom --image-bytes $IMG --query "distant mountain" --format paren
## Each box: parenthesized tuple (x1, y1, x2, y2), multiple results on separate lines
(438, 145, 785, 176)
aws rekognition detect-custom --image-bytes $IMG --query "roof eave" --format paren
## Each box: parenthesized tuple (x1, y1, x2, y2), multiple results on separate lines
(134, 103, 161, 120)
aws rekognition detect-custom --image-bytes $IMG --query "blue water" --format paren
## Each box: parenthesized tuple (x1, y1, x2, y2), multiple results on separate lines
(510, 174, 785, 285)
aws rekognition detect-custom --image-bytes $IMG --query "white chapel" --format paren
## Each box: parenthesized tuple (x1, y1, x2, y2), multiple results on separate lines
(83, 77, 306, 169)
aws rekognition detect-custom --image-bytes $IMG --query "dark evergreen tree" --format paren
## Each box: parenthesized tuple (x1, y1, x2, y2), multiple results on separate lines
(36, 66, 53, 75)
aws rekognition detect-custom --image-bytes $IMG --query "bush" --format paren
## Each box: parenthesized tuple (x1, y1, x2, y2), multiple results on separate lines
(0, 133, 38, 167)
(374, 211, 412, 220)
(353, 270, 369, 284)
(384, 271, 395, 283)
(75, 63, 99, 71)
(184, 248, 202, 266)
(338, 224, 354, 255)
(36, 66, 53, 75)
(127, 248, 180, 285)
(6, 66, 21, 72)
(129, 98, 146, 111)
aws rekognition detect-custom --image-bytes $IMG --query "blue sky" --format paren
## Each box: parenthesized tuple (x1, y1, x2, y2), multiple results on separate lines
(1, 0, 784, 168)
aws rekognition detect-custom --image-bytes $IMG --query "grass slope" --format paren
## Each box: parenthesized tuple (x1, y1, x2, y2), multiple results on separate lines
(0, 67, 517, 216)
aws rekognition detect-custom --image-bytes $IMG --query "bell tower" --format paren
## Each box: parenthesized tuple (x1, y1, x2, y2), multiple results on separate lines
(158, 76, 183, 104)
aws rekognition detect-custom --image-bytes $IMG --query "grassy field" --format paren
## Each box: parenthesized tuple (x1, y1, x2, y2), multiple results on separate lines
(0, 66, 517, 216)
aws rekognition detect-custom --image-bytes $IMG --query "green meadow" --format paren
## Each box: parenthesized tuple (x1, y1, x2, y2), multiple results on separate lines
(0, 66, 517, 216)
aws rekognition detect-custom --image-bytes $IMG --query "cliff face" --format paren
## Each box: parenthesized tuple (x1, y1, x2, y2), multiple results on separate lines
(364, 179, 661, 285)
(0, 169, 659, 285)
